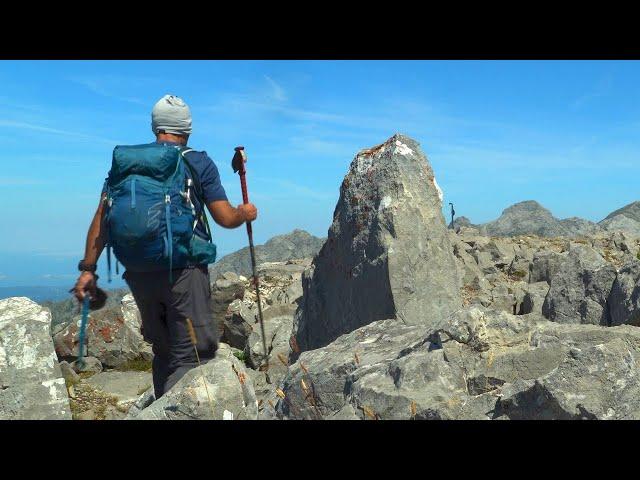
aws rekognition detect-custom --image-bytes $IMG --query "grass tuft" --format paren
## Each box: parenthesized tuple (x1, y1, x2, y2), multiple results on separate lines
(115, 358, 153, 372)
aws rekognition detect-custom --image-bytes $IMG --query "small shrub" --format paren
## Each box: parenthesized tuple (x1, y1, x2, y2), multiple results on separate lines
(511, 270, 527, 279)
(233, 350, 246, 362)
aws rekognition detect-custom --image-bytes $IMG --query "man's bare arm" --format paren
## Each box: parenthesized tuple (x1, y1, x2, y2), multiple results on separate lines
(73, 194, 106, 300)
(83, 194, 107, 264)
(207, 200, 257, 228)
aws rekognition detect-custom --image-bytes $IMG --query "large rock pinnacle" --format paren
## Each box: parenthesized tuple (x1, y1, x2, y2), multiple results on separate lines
(291, 134, 461, 355)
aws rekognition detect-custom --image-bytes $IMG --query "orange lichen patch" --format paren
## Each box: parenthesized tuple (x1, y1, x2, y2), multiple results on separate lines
(98, 326, 114, 343)
(289, 336, 300, 354)
(231, 363, 247, 385)
(362, 405, 378, 420)
(358, 142, 385, 156)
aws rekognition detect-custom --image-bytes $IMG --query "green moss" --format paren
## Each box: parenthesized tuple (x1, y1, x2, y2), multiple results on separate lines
(510, 270, 528, 280)
(233, 350, 246, 362)
(637, 250, 640, 261)
(115, 358, 153, 372)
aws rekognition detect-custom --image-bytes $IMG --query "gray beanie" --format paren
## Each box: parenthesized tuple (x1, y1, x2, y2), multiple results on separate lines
(151, 94, 192, 136)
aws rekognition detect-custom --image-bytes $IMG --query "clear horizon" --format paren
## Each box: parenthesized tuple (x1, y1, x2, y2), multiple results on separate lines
(1, 60, 638, 288)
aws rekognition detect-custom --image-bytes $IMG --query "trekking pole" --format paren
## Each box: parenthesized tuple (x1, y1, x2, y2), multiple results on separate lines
(232, 146, 269, 374)
(76, 294, 90, 369)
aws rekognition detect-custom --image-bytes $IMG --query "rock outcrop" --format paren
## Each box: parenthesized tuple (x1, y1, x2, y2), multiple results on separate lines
(542, 245, 617, 325)
(529, 250, 567, 284)
(292, 134, 461, 355)
(0, 297, 72, 419)
(126, 344, 258, 420)
(276, 307, 640, 420)
(53, 293, 151, 368)
(53, 293, 152, 368)
(608, 261, 640, 326)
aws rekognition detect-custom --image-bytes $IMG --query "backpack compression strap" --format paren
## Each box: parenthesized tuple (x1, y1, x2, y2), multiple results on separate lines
(180, 148, 213, 241)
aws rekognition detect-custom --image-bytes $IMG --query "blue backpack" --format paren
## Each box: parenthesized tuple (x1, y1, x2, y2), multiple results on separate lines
(103, 143, 217, 281)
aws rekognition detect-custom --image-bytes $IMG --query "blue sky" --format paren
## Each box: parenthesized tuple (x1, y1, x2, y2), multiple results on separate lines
(0, 60, 638, 288)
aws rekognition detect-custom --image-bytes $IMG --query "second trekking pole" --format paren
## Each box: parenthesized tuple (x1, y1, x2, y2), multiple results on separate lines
(232, 146, 269, 375)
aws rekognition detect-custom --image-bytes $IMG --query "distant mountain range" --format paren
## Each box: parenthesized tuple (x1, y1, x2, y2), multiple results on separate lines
(454, 200, 640, 238)
(209, 229, 325, 280)
(5, 201, 636, 308)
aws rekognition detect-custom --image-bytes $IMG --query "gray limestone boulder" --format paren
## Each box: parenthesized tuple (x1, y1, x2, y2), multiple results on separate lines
(0, 297, 72, 419)
(608, 261, 640, 326)
(529, 250, 567, 284)
(244, 304, 297, 388)
(53, 293, 149, 368)
(211, 274, 246, 339)
(86, 371, 153, 411)
(58, 361, 80, 384)
(221, 299, 256, 350)
(277, 318, 433, 420)
(518, 281, 550, 315)
(278, 306, 640, 420)
(292, 134, 461, 355)
(542, 245, 617, 325)
(127, 344, 258, 420)
(496, 331, 640, 420)
(71, 356, 102, 375)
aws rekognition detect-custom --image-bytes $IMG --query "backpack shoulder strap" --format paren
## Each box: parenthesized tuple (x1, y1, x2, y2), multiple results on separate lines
(179, 148, 204, 200)
(179, 147, 213, 241)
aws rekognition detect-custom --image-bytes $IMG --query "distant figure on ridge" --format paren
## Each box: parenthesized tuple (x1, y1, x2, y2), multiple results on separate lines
(449, 202, 456, 229)
(72, 94, 258, 399)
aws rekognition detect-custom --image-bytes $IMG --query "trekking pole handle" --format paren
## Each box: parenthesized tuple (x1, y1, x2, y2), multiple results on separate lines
(232, 146, 252, 233)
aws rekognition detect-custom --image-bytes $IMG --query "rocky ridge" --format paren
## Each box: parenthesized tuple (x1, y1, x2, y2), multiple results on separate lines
(3, 134, 640, 420)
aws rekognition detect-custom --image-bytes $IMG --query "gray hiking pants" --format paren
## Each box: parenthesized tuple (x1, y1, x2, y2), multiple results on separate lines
(123, 265, 219, 398)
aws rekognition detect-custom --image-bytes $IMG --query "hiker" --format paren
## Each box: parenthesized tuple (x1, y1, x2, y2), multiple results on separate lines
(73, 94, 258, 399)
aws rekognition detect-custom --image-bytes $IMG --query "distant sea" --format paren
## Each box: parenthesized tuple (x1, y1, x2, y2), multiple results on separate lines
(0, 286, 73, 303)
